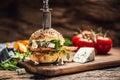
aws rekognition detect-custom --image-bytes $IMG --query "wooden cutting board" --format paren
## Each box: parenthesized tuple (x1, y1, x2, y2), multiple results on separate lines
(19, 48, 120, 76)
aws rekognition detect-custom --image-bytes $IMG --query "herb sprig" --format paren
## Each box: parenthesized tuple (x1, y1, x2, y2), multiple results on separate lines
(0, 50, 32, 71)
(0, 58, 19, 71)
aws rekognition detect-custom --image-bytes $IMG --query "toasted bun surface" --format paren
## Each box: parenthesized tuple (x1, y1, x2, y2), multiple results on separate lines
(29, 28, 65, 45)
(29, 52, 66, 63)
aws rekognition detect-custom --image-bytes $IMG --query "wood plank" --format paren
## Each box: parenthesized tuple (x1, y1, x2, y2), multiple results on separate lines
(19, 48, 120, 76)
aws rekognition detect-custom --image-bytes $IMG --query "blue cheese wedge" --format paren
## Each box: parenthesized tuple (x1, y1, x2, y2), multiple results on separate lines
(73, 47, 95, 63)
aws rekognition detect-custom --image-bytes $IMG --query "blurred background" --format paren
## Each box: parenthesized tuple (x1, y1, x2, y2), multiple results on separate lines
(0, 0, 120, 47)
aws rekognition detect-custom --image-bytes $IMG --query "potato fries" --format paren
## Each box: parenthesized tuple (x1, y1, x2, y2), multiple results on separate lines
(14, 40, 29, 53)
(6, 42, 11, 47)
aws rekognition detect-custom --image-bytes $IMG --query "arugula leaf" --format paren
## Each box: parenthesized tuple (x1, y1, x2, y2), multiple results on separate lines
(0, 50, 32, 71)
(24, 50, 32, 57)
(60, 50, 70, 60)
(64, 51, 70, 60)
(55, 40, 61, 51)
(13, 52, 24, 61)
(0, 59, 19, 71)
(64, 38, 72, 46)
(50, 40, 61, 51)
(13, 50, 32, 61)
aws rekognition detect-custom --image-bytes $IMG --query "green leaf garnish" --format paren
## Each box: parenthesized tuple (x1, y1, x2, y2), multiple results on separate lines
(50, 40, 61, 51)
(0, 59, 19, 71)
(55, 40, 61, 51)
(64, 38, 72, 46)
(0, 50, 32, 71)
(13, 50, 32, 61)
(61, 50, 70, 60)
(66, 52, 70, 60)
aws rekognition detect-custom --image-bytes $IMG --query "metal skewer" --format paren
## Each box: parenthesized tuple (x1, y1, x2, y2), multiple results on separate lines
(41, 0, 52, 30)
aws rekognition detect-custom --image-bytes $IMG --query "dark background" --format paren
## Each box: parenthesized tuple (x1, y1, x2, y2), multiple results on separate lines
(0, 0, 120, 47)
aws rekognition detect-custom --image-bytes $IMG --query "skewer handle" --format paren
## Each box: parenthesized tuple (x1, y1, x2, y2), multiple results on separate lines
(41, 0, 52, 29)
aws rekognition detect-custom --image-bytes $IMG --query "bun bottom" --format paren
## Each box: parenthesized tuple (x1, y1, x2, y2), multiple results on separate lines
(29, 52, 66, 63)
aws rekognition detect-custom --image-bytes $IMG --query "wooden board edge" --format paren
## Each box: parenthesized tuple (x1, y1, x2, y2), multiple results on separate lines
(18, 60, 120, 76)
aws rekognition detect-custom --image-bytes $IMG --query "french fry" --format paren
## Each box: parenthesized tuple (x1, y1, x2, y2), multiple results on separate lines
(13, 40, 29, 53)
(61, 46, 77, 51)
(14, 42, 19, 50)
(6, 42, 11, 47)
(17, 40, 29, 46)
(17, 42, 27, 53)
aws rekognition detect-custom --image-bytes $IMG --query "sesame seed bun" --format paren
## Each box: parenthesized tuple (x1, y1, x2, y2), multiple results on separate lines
(29, 28, 65, 45)
(29, 52, 66, 63)
(28, 28, 66, 63)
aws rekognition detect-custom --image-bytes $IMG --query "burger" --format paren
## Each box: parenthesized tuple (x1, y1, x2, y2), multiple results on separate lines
(28, 28, 73, 63)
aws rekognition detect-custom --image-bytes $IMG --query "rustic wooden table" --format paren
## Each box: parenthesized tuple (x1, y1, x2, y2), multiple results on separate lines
(0, 48, 120, 80)
(0, 67, 120, 80)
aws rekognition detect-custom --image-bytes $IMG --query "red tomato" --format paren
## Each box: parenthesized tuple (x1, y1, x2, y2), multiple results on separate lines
(77, 38, 94, 49)
(72, 34, 82, 46)
(72, 30, 113, 54)
(72, 33, 94, 49)
(95, 36, 112, 54)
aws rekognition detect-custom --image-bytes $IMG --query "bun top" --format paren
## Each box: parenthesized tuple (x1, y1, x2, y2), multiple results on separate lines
(29, 28, 65, 45)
